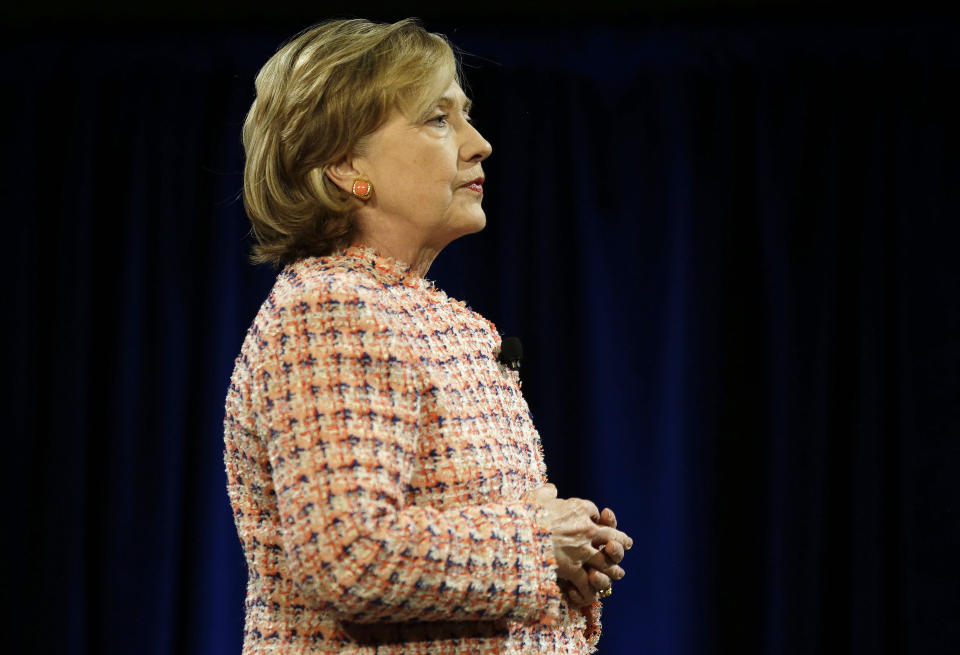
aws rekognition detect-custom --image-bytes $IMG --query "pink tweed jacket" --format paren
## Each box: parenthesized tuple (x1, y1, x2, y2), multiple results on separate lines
(224, 247, 601, 653)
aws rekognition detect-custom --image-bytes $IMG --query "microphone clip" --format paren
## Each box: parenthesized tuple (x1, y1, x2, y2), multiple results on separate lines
(497, 337, 523, 372)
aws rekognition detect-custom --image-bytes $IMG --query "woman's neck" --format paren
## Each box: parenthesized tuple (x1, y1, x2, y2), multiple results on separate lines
(350, 235, 440, 278)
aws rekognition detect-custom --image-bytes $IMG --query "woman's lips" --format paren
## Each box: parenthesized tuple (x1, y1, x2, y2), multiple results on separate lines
(462, 177, 484, 194)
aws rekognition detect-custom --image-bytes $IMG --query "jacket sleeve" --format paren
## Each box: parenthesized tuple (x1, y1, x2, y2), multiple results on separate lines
(253, 291, 563, 625)
(581, 602, 602, 651)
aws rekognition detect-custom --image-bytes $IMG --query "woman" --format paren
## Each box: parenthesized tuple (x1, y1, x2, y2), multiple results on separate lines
(224, 18, 633, 654)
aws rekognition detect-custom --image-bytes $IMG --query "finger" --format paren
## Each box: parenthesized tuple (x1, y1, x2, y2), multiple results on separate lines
(592, 526, 633, 550)
(556, 579, 577, 603)
(568, 566, 599, 606)
(603, 540, 625, 563)
(585, 561, 625, 581)
(599, 507, 617, 528)
(588, 568, 612, 593)
(566, 585, 587, 607)
(574, 498, 600, 522)
(583, 549, 612, 570)
(588, 541, 624, 569)
(584, 549, 624, 576)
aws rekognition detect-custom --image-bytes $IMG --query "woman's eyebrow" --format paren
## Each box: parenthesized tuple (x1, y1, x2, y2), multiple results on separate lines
(437, 95, 473, 113)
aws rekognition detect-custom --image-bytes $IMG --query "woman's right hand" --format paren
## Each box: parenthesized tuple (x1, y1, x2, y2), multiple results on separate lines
(525, 484, 633, 606)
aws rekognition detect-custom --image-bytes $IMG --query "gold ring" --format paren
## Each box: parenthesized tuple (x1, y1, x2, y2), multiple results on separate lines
(600, 587, 612, 598)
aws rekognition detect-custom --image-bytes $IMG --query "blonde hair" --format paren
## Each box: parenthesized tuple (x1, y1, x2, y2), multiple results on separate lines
(241, 18, 460, 266)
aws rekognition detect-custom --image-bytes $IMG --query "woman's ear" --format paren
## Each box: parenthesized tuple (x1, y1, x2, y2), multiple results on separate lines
(324, 157, 363, 194)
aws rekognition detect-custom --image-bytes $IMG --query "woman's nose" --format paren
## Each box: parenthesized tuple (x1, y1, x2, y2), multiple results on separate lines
(463, 125, 492, 163)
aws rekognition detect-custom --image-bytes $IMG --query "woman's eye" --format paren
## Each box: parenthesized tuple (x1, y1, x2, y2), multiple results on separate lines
(428, 114, 449, 126)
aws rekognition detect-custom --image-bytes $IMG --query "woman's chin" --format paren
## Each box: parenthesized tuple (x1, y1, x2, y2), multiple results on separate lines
(467, 213, 487, 234)
(446, 212, 487, 239)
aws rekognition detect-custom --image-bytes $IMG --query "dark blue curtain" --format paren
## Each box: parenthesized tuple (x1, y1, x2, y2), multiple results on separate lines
(4, 17, 958, 655)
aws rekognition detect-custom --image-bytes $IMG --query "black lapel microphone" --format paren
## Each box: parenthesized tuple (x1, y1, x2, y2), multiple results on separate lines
(498, 337, 523, 371)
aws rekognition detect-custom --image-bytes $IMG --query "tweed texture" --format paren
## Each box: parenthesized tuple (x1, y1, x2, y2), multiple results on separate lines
(224, 247, 602, 653)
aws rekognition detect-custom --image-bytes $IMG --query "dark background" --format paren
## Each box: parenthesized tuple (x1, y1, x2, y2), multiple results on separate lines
(3, 1, 958, 654)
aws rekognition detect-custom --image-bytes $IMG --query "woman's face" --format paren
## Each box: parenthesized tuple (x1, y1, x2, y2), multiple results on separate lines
(353, 81, 493, 250)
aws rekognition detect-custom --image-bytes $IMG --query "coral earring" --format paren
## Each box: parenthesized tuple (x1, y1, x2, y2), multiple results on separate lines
(351, 179, 372, 200)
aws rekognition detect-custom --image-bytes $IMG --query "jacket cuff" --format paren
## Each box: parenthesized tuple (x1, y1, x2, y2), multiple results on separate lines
(581, 600, 602, 651)
(519, 502, 562, 626)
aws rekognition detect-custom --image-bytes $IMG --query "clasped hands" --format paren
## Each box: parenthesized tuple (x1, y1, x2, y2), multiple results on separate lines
(524, 483, 633, 608)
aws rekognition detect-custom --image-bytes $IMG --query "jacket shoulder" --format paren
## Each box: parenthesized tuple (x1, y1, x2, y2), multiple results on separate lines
(260, 258, 390, 331)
